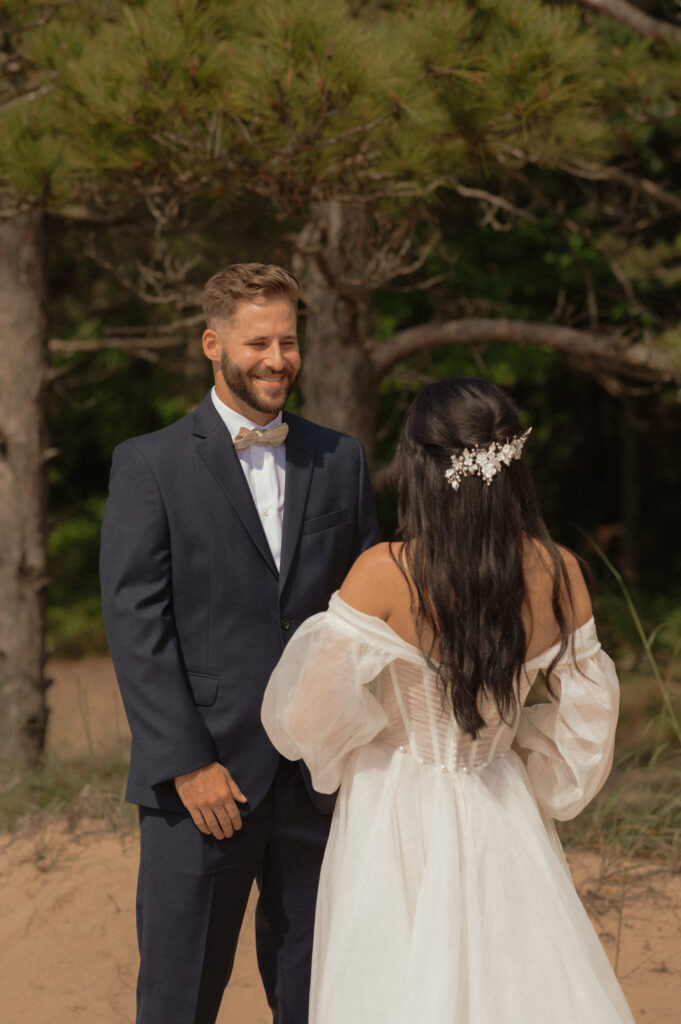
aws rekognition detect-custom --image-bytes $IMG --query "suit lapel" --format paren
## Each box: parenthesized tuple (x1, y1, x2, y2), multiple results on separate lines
(192, 394, 278, 579)
(279, 412, 314, 594)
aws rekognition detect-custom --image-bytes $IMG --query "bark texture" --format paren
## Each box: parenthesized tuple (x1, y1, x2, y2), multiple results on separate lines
(579, 0, 681, 45)
(295, 201, 378, 465)
(0, 210, 49, 766)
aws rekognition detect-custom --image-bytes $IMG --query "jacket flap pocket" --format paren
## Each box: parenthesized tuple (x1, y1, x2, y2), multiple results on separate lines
(188, 672, 219, 707)
(302, 507, 349, 536)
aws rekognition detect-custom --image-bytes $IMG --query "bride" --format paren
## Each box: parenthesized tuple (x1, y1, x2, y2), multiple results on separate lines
(262, 377, 635, 1023)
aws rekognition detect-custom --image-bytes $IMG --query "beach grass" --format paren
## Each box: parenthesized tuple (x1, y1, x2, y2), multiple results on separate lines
(0, 755, 136, 835)
(558, 543, 681, 872)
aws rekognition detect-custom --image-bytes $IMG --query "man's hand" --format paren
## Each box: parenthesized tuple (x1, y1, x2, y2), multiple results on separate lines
(174, 761, 247, 839)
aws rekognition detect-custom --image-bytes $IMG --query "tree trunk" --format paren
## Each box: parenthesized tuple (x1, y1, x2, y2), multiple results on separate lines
(294, 201, 378, 467)
(0, 209, 49, 767)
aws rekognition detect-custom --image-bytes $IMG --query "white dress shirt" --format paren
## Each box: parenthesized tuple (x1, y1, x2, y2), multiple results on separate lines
(211, 387, 286, 570)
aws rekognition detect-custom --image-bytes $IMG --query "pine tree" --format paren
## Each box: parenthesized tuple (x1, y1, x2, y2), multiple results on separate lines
(47, 0, 681, 464)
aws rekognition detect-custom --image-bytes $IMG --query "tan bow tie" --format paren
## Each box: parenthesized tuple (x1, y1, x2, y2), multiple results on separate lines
(233, 423, 289, 451)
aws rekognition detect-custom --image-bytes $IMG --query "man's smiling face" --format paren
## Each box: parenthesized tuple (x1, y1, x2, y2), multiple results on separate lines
(203, 297, 301, 425)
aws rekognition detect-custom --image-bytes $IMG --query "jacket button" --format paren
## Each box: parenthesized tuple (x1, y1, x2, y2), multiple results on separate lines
(281, 617, 291, 630)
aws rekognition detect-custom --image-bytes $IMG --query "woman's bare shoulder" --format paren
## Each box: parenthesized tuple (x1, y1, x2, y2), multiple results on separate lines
(524, 540, 592, 631)
(552, 545, 592, 627)
(338, 542, 409, 621)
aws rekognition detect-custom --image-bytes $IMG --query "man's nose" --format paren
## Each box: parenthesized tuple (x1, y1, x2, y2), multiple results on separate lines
(264, 343, 285, 370)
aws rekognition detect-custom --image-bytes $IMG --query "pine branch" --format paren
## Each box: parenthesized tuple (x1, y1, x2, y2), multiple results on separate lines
(0, 81, 54, 112)
(372, 317, 680, 383)
(607, 255, 663, 325)
(83, 239, 202, 308)
(306, 115, 389, 150)
(49, 337, 185, 354)
(448, 178, 539, 228)
(0, 199, 34, 219)
(50, 204, 137, 224)
(101, 316, 204, 337)
(556, 158, 681, 214)
(10, 2, 73, 35)
(349, 221, 440, 290)
(579, 1, 681, 45)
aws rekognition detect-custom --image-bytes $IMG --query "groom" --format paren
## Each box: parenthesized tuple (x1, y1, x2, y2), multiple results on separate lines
(100, 263, 379, 1023)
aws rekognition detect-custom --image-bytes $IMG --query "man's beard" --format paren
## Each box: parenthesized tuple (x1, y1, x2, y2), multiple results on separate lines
(220, 353, 299, 415)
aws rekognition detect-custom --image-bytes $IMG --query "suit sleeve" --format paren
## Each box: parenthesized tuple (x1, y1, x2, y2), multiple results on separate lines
(100, 440, 218, 789)
(351, 440, 380, 561)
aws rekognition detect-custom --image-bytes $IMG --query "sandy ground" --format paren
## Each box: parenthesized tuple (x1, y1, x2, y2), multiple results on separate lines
(0, 656, 677, 1023)
(0, 824, 268, 1024)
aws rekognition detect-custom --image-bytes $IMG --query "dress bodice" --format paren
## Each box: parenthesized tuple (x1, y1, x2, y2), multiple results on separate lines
(371, 657, 531, 773)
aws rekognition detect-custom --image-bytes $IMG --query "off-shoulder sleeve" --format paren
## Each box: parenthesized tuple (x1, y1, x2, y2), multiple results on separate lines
(512, 618, 620, 821)
(261, 595, 396, 793)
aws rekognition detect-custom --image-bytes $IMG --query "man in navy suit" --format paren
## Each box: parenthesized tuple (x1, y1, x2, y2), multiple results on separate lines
(100, 263, 379, 1024)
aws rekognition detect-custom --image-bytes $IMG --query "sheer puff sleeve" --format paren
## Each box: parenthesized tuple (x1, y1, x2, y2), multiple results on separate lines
(513, 618, 620, 821)
(262, 594, 395, 793)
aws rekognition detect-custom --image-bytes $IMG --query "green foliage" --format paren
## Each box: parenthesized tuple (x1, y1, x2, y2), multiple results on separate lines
(3, 0, 681, 236)
(47, 597, 108, 658)
(473, 1, 607, 161)
(617, 232, 681, 289)
(0, 103, 76, 202)
(1, 0, 677, 648)
(46, 498, 106, 656)
(55, 0, 240, 180)
(9, 0, 669, 214)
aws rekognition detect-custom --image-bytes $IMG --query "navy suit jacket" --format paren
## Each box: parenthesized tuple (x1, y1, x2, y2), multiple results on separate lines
(99, 393, 379, 815)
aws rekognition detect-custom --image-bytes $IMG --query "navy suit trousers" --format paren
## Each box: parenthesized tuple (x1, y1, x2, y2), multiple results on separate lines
(136, 759, 331, 1024)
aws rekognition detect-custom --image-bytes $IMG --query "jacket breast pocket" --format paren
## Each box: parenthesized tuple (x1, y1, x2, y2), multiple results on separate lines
(302, 507, 350, 536)
(188, 672, 219, 707)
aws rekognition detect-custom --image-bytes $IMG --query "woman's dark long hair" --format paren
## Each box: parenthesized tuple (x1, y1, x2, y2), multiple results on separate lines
(392, 377, 572, 738)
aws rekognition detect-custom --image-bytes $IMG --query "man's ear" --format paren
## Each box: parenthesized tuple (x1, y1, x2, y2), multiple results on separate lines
(202, 328, 220, 362)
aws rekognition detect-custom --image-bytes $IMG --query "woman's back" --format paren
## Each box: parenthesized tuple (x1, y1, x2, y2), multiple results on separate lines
(338, 538, 593, 670)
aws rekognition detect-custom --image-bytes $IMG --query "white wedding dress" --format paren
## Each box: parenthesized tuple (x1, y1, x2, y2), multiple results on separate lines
(261, 593, 635, 1024)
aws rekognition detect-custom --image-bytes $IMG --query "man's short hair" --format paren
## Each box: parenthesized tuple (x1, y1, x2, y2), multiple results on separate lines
(202, 263, 300, 327)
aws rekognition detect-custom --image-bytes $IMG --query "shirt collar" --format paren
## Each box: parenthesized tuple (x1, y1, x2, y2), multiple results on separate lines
(211, 386, 283, 442)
